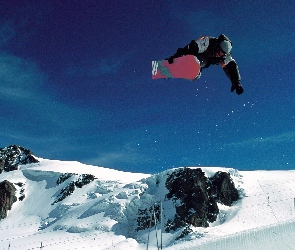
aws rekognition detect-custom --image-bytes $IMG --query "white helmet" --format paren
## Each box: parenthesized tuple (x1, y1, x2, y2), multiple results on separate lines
(220, 40, 232, 54)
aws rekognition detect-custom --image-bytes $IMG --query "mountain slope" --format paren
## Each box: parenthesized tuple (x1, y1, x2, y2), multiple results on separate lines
(1, 145, 295, 249)
(0, 157, 151, 250)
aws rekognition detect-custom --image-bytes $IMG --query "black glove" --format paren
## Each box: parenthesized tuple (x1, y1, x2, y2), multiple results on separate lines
(167, 48, 186, 64)
(168, 56, 175, 64)
(231, 81, 243, 95)
(176, 48, 186, 55)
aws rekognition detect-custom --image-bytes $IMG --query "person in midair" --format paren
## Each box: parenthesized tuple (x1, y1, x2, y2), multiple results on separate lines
(167, 34, 243, 95)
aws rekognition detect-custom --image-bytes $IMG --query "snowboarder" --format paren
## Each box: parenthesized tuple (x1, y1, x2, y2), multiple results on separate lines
(167, 34, 243, 95)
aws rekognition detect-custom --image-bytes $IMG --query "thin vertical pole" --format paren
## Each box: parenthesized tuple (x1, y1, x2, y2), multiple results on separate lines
(146, 207, 153, 250)
(153, 205, 159, 249)
(160, 201, 163, 250)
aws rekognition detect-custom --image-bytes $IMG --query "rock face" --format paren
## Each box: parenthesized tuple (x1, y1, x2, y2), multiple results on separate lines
(0, 180, 17, 220)
(0, 145, 39, 220)
(210, 171, 239, 206)
(136, 167, 240, 234)
(0, 145, 39, 172)
(165, 168, 219, 229)
(52, 173, 96, 205)
(0, 159, 4, 174)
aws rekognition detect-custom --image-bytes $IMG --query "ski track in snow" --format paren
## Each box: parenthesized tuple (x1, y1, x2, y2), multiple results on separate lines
(1, 159, 295, 249)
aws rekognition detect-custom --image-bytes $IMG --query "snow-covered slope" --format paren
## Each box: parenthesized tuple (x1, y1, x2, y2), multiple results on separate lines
(169, 170, 295, 250)
(1, 158, 295, 250)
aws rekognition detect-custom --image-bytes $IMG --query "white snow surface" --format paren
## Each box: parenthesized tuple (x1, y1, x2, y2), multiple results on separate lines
(1, 159, 295, 249)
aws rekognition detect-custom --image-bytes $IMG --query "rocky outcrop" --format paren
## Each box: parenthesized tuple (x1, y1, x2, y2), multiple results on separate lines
(136, 168, 239, 234)
(0, 145, 39, 172)
(0, 159, 4, 174)
(165, 168, 219, 229)
(210, 171, 239, 206)
(0, 180, 17, 220)
(0, 145, 38, 220)
(52, 174, 96, 204)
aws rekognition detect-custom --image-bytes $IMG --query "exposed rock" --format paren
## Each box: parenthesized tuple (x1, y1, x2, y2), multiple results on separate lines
(0, 145, 39, 172)
(210, 171, 239, 206)
(75, 174, 95, 188)
(0, 180, 17, 220)
(56, 173, 75, 185)
(135, 168, 240, 234)
(14, 182, 25, 201)
(136, 204, 161, 231)
(0, 159, 4, 174)
(165, 168, 219, 229)
(53, 182, 76, 205)
(52, 174, 96, 205)
(175, 226, 193, 241)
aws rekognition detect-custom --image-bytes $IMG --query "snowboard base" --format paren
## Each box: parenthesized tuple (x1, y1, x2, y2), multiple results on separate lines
(152, 55, 201, 80)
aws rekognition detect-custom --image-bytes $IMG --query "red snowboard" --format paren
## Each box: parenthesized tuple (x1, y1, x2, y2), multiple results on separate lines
(152, 55, 201, 80)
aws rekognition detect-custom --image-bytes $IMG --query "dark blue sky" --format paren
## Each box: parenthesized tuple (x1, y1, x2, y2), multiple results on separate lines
(1, 1, 295, 173)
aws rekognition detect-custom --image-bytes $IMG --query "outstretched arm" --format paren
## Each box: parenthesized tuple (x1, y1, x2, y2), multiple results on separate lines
(222, 58, 243, 95)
